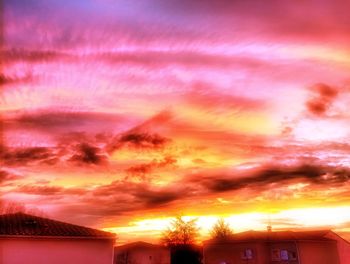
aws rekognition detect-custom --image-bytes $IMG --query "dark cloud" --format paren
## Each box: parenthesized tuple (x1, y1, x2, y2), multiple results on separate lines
(0, 170, 19, 184)
(306, 83, 339, 116)
(89, 179, 185, 211)
(1, 146, 57, 166)
(193, 163, 350, 193)
(134, 188, 180, 206)
(120, 133, 168, 147)
(106, 111, 174, 153)
(126, 156, 177, 179)
(71, 163, 349, 216)
(1, 142, 107, 167)
(59, 196, 142, 221)
(4, 109, 128, 135)
(69, 143, 108, 166)
(0, 73, 32, 86)
(1, 49, 67, 63)
(2, 112, 173, 169)
(108, 132, 170, 152)
(10, 161, 350, 218)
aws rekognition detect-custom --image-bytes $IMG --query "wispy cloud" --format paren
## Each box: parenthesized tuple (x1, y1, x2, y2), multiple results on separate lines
(3, 0, 350, 239)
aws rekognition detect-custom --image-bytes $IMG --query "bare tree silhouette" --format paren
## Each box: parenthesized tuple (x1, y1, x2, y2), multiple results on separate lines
(162, 216, 199, 247)
(210, 218, 234, 240)
(0, 201, 46, 216)
(161, 216, 202, 264)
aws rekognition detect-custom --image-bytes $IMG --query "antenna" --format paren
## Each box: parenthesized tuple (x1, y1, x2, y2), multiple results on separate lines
(267, 214, 272, 232)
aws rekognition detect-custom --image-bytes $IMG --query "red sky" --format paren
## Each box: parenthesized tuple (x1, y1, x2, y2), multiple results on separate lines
(2, 0, 350, 244)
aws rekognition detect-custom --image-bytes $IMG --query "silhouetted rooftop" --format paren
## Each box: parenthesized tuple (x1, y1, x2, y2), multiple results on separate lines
(115, 241, 167, 251)
(204, 230, 340, 244)
(0, 212, 115, 239)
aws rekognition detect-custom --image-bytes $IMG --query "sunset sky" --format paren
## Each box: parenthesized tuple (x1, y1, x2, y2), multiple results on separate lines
(2, 0, 350, 244)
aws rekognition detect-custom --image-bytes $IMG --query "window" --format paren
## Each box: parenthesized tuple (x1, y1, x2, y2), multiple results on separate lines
(241, 249, 253, 259)
(280, 250, 288, 260)
(271, 249, 296, 261)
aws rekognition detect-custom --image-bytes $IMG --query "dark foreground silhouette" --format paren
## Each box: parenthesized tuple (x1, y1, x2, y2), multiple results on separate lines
(170, 245, 202, 264)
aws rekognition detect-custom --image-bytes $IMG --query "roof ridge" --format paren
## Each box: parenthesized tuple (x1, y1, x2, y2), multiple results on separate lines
(203, 229, 337, 244)
(6, 213, 110, 233)
(23, 213, 111, 233)
(0, 212, 116, 239)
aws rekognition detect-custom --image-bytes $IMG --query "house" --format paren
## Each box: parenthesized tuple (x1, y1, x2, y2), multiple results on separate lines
(203, 230, 350, 264)
(0, 212, 116, 264)
(114, 241, 170, 264)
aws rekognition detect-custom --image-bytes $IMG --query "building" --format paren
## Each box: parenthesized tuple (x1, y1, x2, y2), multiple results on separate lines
(0, 212, 116, 264)
(203, 230, 350, 264)
(114, 241, 170, 264)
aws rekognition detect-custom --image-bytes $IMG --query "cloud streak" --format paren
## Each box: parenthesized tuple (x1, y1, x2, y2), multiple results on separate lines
(1, 146, 57, 166)
(8, 161, 350, 220)
(0, 170, 19, 185)
(3, 0, 350, 239)
(0, 73, 32, 86)
(193, 163, 350, 194)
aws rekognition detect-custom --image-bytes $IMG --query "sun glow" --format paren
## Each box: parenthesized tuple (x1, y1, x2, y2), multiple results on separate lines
(103, 206, 350, 244)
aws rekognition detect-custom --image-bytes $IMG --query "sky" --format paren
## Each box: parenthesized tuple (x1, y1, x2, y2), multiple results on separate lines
(1, 0, 350, 244)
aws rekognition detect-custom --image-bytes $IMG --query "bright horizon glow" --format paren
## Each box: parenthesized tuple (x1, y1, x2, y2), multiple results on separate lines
(103, 206, 350, 244)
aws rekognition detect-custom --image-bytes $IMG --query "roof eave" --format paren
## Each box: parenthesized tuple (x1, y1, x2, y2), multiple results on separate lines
(0, 234, 116, 240)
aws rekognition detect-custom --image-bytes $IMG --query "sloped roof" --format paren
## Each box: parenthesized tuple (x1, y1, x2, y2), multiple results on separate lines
(0, 213, 115, 239)
(204, 230, 337, 244)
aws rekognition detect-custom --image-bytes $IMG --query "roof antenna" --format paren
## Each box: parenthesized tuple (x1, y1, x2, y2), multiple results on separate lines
(267, 214, 272, 232)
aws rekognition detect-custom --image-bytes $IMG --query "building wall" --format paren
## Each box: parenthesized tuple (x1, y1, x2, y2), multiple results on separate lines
(326, 232, 350, 264)
(203, 241, 301, 264)
(203, 242, 259, 264)
(297, 241, 340, 264)
(115, 246, 170, 264)
(254, 242, 270, 264)
(336, 238, 350, 264)
(0, 237, 114, 264)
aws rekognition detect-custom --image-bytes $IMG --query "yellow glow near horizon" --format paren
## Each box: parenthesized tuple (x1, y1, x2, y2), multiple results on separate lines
(104, 206, 350, 244)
